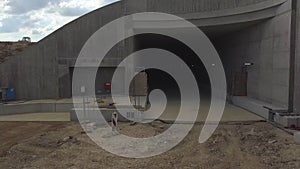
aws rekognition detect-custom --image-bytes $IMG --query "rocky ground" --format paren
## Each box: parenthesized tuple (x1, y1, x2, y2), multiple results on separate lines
(0, 121, 299, 169)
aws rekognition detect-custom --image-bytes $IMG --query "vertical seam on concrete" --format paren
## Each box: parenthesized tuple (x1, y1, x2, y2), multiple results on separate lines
(289, 0, 297, 112)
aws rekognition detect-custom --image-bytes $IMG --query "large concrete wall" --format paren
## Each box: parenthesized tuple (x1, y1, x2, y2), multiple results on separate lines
(55, 2, 125, 98)
(0, 42, 34, 63)
(0, 0, 292, 101)
(146, 0, 271, 13)
(216, 0, 291, 107)
(0, 39, 59, 99)
(0, 2, 123, 100)
(294, 0, 300, 112)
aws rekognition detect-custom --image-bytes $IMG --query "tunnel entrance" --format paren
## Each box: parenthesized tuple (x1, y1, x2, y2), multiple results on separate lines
(132, 19, 271, 106)
(133, 33, 211, 102)
(68, 18, 280, 113)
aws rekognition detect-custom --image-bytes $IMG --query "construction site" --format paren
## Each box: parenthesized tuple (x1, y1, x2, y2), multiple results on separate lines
(0, 0, 300, 168)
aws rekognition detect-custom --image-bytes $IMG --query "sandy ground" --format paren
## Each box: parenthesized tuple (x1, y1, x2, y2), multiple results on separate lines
(0, 121, 299, 169)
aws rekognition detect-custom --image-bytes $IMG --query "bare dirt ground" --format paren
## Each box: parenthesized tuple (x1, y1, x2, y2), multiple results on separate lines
(0, 121, 299, 169)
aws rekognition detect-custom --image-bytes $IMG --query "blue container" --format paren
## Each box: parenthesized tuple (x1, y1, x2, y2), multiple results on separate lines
(6, 88, 16, 101)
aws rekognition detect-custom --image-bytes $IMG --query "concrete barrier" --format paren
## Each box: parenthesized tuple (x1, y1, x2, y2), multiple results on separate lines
(232, 96, 286, 119)
(0, 102, 74, 115)
(274, 114, 300, 128)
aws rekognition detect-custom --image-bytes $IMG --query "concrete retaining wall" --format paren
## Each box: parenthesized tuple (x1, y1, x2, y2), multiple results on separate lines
(217, 0, 291, 107)
(294, 0, 300, 113)
(232, 96, 286, 118)
(0, 2, 124, 100)
(0, 103, 73, 115)
(145, 0, 272, 14)
(0, 0, 292, 104)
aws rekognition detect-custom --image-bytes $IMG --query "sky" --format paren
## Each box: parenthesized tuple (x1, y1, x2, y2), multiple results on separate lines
(0, 0, 118, 42)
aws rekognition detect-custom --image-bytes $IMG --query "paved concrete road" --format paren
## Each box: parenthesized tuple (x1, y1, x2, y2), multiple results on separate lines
(158, 100, 264, 122)
(0, 102, 263, 122)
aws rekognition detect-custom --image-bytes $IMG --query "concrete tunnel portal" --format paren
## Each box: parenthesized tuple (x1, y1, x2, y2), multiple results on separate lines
(71, 19, 272, 120)
(1, 0, 298, 118)
(68, 19, 271, 121)
(70, 17, 285, 111)
(93, 20, 268, 101)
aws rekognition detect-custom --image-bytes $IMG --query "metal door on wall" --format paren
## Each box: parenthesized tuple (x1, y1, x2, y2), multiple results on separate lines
(232, 72, 247, 96)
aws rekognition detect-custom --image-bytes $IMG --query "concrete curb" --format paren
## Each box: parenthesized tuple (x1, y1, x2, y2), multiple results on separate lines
(0, 102, 73, 115)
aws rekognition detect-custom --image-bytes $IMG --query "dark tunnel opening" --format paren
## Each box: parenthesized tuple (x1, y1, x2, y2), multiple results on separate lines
(133, 33, 212, 102)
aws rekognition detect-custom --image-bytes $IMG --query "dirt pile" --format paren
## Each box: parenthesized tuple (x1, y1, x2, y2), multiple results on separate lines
(0, 41, 35, 63)
(0, 122, 299, 169)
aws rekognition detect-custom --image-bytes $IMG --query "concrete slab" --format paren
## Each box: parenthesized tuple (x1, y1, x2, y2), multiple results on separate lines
(0, 98, 263, 123)
(2, 98, 73, 105)
(159, 101, 264, 123)
(232, 96, 286, 119)
(70, 101, 264, 124)
(0, 112, 70, 122)
(0, 99, 74, 115)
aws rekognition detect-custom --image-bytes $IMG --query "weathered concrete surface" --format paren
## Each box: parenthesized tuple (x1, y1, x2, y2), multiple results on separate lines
(215, 0, 292, 107)
(0, 2, 124, 100)
(0, 100, 73, 115)
(0, 112, 70, 122)
(294, 0, 300, 113)
(232, 96, 286, 118)
(70, 99, 263, 123)
(0, 0, 294, 113)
